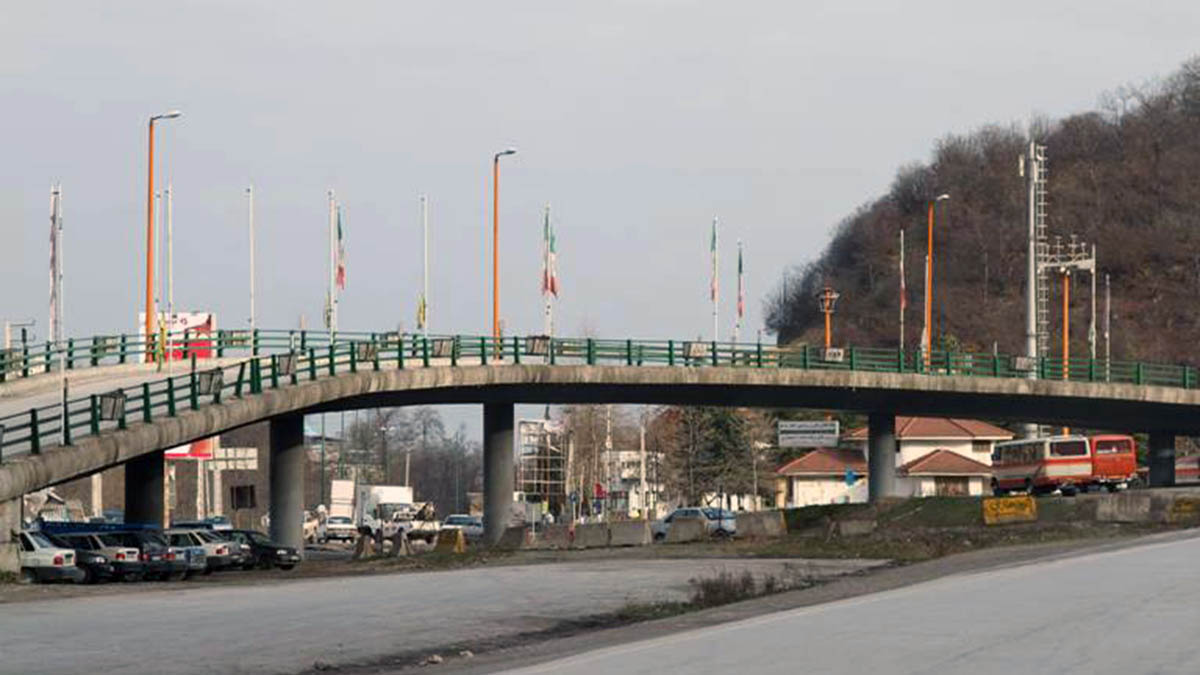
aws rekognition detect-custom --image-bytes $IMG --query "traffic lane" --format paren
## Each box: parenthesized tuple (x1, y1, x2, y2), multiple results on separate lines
(502, 536, 1200, 675)
(0, 558, 879, 675)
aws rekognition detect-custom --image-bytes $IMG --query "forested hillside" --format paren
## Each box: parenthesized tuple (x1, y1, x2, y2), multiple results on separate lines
(766, 57, 1200, 364)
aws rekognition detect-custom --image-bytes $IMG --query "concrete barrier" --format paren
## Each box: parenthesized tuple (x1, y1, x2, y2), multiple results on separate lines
(573, 523, 609, 549)
(1167, 496, 1200, 525)
(736, 511, 787, 538)
(496, 525, 530, 549)
(608, 520, 651, 547)
(1095, 493, 1154, 523)
(530, 524, 572, 549)
(664, 516, 707, 543)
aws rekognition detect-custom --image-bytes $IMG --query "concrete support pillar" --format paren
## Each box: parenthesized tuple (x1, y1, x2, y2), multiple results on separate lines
(0, 497, 21, 573)
(269, 415, 305, 553)
(867, 412, 896, 503)
(125, 450, 165, 526)
(483, 402, 515, 546)
(1148, 432, 1176, 488)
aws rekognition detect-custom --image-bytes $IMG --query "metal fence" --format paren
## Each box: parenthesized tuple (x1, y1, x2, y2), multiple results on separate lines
(1, 329, 1196, 460)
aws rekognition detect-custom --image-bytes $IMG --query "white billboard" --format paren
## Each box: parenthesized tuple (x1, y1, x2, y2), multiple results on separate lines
(778, 420, 840, 448)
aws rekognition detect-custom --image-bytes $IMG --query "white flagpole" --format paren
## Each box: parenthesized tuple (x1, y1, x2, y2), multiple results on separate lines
(899, 228, 905, 349)
(712, 217, 719, 343)
(248, 185, 256, 333)
(166, 183, 174, 373)
(422, 194, 429, 337)
(544, 203, 552, 337)
(327, 189, 336, 344)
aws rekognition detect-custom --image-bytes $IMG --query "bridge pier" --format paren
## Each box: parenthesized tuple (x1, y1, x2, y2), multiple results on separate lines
(1148, 432, 1176, 488)
(483, 402, 514, 546)
(867, 412, 896, 503)
(269, 415, 305, 554)
(0, 497, 20, 573)
(125, 450, 165, 526)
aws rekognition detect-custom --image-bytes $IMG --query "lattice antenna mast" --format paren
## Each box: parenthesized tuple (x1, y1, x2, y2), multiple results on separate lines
(1032, 144, 1051, 360)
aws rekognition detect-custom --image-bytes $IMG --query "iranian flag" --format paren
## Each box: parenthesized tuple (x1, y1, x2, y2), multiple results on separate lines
(335, 206, 346, 290)
(737, 241, 745, 320)
(542, 213, 559, 297)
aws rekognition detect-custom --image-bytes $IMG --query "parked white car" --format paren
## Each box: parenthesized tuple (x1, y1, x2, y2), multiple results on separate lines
(168, 529, 233, 572)
(53, 532, 144, 581)
(651, 507, 737, 541)
(319, 515, 358, 543)
(440, 514, 484, 541)
(18, 530, 85, 583)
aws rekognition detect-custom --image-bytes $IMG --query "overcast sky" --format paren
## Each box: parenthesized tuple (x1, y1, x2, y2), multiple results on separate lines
(3, 1, 1197, 438)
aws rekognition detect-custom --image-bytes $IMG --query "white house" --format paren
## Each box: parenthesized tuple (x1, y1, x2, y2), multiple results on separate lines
(776, 417, 1013, 506)
(844, 417, 1013, 467)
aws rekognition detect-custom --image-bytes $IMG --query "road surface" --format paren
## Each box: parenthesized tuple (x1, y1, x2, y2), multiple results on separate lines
(503, 534, 1200, 675)
(0, 557, 881, 675)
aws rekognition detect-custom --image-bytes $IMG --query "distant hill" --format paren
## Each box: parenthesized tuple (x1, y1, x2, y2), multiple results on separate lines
(766, 57, 1200, 366)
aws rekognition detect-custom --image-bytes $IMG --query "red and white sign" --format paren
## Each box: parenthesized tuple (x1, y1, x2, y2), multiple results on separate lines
(137, 311, 218, 362)
(165, 435, 218, 460)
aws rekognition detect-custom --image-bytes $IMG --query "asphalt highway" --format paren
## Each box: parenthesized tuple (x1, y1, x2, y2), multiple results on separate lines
(0, 557, 881, 675)
(503, 534, 1200, 674)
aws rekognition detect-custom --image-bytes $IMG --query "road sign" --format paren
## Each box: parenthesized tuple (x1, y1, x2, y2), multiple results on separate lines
(778, 420, 840, 448)
(569, 491, 579, 504)
(844, 468, 857, 486)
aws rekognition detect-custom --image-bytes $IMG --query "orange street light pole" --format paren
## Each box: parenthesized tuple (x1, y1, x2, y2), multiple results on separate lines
(923, 193, 950, 367)
(818, 286, 839, 349)
(492, 147, 516, 351)
(144, 110, 182, 359)
(1062, 269, 1071, 435)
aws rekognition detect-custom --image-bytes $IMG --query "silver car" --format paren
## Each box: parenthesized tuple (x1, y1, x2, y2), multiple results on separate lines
(651, 507, 737, 541)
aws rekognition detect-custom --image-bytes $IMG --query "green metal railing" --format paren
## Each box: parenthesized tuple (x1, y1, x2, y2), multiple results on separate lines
(1, 329, 1197, 461)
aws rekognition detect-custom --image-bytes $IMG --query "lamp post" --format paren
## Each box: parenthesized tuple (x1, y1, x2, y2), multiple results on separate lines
(492, 147, 517, 351)
(144, 110, 182, 359)
(923, 193, 950, 366)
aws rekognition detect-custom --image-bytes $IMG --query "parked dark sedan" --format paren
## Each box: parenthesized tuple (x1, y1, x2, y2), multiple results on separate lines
(225, 530, 301, 570)
(45, 534, 114, 584)
(112, 530, 189, 581)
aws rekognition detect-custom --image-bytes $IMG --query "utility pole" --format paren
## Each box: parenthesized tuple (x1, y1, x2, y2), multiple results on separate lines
(166, 184, 174, 371)
(639, 421, 647, 519)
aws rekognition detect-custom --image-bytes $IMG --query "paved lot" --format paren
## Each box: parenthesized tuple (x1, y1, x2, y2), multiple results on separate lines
(501, 535, 1200, 675)
(0, 557, 882, 675)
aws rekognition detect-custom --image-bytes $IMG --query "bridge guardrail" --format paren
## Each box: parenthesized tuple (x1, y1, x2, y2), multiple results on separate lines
(1, 330, 1197, 460)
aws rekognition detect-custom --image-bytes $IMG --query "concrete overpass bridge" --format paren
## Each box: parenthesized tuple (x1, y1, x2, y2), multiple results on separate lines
(2, 329, 1198, 570)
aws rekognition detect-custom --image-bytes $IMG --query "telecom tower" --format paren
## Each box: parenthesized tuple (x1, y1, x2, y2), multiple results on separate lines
(1023, 142, 1051, 364)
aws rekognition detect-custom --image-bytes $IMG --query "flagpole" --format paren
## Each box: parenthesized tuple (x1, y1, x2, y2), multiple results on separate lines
(544, 203, 552, 337)
(711, 217, 719, 343)
(328, 189, 336, 345)
(166, 183, 174, 372)
(248, 185, 256, 334)
(899, 228, 905, 349)
(421, 193, 429, 337)
(734, 239, 743, 344)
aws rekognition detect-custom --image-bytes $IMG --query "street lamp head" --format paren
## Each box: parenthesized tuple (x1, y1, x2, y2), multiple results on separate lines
(935, 193, 951, 202)
(152, 110, 183, 121)
(495, 147, 517, 160)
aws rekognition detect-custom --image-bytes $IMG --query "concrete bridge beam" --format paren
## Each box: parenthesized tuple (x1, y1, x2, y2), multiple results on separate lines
(1148, 432, 1176, 488)
(868, 412, 896, 503)
(483, 402, 514, 546)
(269, 415, 305, 553)
(125, 450, 165, 527)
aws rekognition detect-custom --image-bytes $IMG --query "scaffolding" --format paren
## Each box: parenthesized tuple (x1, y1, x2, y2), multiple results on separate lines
(517, 419, 567, 514)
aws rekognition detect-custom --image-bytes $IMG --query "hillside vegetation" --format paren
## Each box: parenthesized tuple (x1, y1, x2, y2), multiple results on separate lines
(766, 57, 1200, 365)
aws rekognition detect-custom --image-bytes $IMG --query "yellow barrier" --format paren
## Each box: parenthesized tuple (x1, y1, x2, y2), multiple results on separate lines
(434, 528, 465, 554)
(1168, 497, 1200, 524)
(982, 495, 1037, 525)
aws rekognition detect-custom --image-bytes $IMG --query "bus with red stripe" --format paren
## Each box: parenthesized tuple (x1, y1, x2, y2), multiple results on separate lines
(991, 434, 1138, 495)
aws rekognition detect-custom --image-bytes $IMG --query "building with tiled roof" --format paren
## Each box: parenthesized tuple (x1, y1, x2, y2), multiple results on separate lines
(845, 416, 1013, 468)
(775, 417, 1013, 507)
